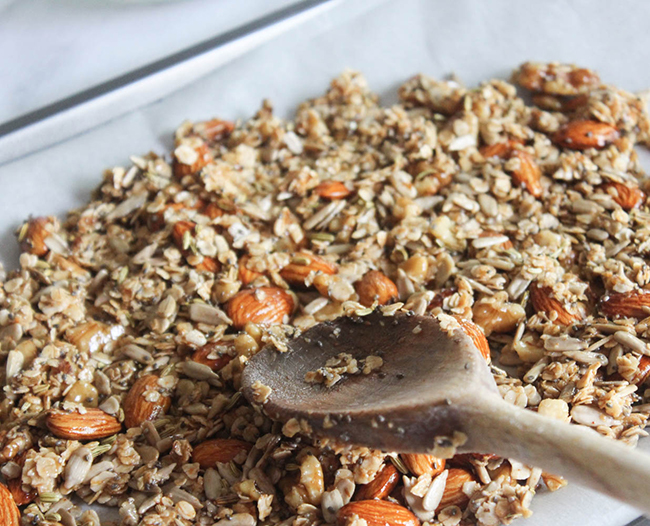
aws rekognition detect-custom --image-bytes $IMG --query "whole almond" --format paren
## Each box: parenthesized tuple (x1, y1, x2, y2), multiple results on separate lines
(280, 253, 337, 287)
(601, 181, 645, 210)
(226, 287, 294, 330)
(0, 483, 20, 526)
(453, 317, 490, 363)
(530, 283, 579, 326)
(46, 408, 122, 440)
(192, 341, 235, 371)
(401, 453, 446, 477)
(174, 142, 212, 177)
(123, 375, 171, 429)
(19, 217, 51, 256)
(437, 468, 476, 511)
(337, 500, 420, 526)
(601, 289, 650, 319)
(552, 120, 619, 150)
(315, 180, 352, 200)
(356, 271, 398, 307)
(192, 439, 252, 468)
(238, 255, 264, 286)
(355, 463, 400, 501)
(510, 150, 543, 198)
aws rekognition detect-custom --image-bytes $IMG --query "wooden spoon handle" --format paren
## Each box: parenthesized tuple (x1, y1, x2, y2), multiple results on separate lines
(465, 394, 650, 514)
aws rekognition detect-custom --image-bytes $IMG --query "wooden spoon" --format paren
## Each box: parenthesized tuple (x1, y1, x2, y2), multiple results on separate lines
(241, 311, 650, 514)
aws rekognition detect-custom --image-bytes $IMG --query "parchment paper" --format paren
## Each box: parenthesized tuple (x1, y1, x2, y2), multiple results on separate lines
(1, 0, 650, 524)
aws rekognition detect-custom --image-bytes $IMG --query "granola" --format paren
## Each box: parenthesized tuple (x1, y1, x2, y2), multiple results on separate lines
(2, 61, 650, 525)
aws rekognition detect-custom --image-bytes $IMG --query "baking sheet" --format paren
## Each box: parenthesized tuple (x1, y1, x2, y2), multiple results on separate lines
(0, 0, 304, 123)
(2, 0, 650, 523)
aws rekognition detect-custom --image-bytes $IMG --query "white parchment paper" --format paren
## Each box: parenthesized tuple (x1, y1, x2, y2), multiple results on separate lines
(1, 0, 650, 524)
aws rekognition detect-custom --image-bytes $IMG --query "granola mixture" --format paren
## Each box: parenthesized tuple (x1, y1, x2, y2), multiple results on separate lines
(3, 61, 650, 526)
(304, 353, 383, 388)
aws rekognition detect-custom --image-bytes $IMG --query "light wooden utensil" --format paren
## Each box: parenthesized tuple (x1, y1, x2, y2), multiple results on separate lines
(242, 311, 650, 514)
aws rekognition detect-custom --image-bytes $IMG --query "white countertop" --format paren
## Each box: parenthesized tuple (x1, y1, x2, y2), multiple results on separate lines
(0, 0, 300, 124)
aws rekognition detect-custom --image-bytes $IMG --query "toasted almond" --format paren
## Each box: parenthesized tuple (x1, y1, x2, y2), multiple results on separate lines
(355, 463, 400, 501)
(355, 270, 399, 307)
(238, 255, 265, 286)
(315, 180, 352, 200)
(192, 341, 235, 371)
(454, 318, 491, 363)
(46, 408, 122, 440)
(0, 483, 20, 526)
(437, 468, 476, 511)
(280, 252, 337, 287)
(192, 439, 252, 469)
(174, 143, 212, 177)
(552, 120, 619, 150)
(195, 256, 221, 273)
(510, 150, 543, 198)
(401, 453, 446, 477)
(337, 500, 420, 526)
(601, 181, 646, 210)
(601, 289, 650, 319)
(479, 139, 522, 159)
(480, 143, 542, 197)
(226, 287, 294, 330)
(530, 283, 579, 325)
(171, 220, 195, 251)
(19, 217, 51, 256)
(123, 375, 171, 429)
